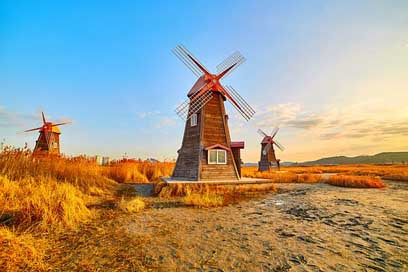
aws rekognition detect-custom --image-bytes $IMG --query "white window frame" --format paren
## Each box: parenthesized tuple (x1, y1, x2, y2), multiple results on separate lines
(208, 149, 227, 165)
(190, 113, 198, 127)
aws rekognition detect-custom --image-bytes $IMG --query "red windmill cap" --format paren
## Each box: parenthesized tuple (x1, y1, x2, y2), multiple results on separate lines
(261, 136, 273, 144)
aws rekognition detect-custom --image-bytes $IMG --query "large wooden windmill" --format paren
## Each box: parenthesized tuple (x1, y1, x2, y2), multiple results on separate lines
(258, 127, 285, 171)
(171, 45, 255, 181)
(24, 112, 71, 156)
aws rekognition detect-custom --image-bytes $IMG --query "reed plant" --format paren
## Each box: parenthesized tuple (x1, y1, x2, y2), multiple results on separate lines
(326, 175, 386, 188)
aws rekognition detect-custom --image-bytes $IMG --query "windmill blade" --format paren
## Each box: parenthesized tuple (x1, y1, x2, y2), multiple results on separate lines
(172, 47, 202, 77)
(52, 122, 71, 127)
(271, 127, 279, 139)
(225, 85, 255, 116)
(175, 90, 213, 120)
(175, 98, 191, 120)
(24, 126, 43, 132)
(186, 91, 213, 120)
(172, 45, 209, 77)
(42, 112, 47, 124)
(273, 139, 285, 151)
(177, 45, 209, 75)
(223, 85, 255, 121)
(257, 129, 268, 138)
(216, 51, 246, 79)
(175, 81, 208, 120)
(263, 143, 272, 154)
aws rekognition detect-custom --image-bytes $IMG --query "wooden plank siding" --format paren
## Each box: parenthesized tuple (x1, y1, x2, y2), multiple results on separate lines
(258, 143, 277, 171)
(232, 147, 242, 177)
(172, 92, 240, 181)
(172, 111, 202, 180)
(33, 131, 60, 156)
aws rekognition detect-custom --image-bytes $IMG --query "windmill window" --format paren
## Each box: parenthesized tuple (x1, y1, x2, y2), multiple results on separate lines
(191, 114, 197, 127)
(208, 149, 227, 164)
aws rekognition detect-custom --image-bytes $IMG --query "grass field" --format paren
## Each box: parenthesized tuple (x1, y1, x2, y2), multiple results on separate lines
(242, 164, 408, 185)
(1, 146, 406, 270)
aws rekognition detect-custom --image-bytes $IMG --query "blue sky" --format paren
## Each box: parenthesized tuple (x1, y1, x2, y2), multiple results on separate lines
(1, 1, 407, 162)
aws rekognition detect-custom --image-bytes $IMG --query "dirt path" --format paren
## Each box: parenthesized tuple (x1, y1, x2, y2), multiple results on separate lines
(51, 181, 407, 271)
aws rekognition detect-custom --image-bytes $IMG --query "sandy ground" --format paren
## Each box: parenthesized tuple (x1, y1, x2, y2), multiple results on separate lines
(51, 180, 407, 271)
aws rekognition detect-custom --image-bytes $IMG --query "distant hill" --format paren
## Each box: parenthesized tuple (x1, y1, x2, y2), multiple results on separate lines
(243, 152, 408, 166)
(298, 152, 408, 165)
(242, 162, 295, 167)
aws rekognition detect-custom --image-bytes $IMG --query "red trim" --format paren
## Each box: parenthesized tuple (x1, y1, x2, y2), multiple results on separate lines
(261, 136, 273, 144)
(205, 144, 231, 151)
(231, 141, 245, 149)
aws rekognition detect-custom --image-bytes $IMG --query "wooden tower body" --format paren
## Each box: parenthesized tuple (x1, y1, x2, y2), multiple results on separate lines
(173, 92, 241, 180)
(258, 141, 277, 171)
(33, 128, 61, 156)
(171, 45, 254, 181)
(257, 128, 284, 171)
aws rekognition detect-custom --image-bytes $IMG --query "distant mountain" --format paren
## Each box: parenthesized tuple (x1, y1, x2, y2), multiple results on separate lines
(243, 162, 258, 167)
(243, 152, 408, 166)
(298, 152, 408, 165)
(243, 161, 296, 167)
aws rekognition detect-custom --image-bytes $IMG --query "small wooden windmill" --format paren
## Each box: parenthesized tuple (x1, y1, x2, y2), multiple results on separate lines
(258, 127, 285, 171)
(24, 112, 71, 156)
(171, 45, 255, 181)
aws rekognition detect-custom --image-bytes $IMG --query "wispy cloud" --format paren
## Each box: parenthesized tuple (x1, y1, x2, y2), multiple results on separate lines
(155, 117, 177, 128)
(137, 110, 160, 119)
(255, 102, 408, 141)
(0, 106, 38, 128)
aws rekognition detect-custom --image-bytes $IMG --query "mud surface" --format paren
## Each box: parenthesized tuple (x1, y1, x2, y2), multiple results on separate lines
(123, 181, 407, 271)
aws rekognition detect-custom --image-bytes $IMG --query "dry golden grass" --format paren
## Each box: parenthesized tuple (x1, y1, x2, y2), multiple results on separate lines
(158, 182, 276, 207)
(326, 175, 386, 188)
(0, 147, 116, 195)
(297, 174, 323, 183)
(243, 164, 408, 182)
(0, 147, 174, 233)
(157, 182, 276, 198)
(117, 197, 145, 213)
(105, 162, 149, 183)
(281, 164, 408, 178)
(0, 227, 48, 272)
(242, 167, 322, 183)
(157, 182, 276, 207)
(0, 175, 92, 231)
(105, 160, 174, 183)
(382, 175, 408, 181)
(0, 148, 170, 270)
(184, 190, 224, 207)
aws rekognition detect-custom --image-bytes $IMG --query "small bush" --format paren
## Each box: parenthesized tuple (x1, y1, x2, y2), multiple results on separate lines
(326, 175, 385, 188)
(0, 227, 48, 272)
(118, 197, 145, 213)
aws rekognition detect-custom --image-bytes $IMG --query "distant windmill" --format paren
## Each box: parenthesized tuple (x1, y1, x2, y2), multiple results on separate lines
(24, 112, 71, 156)
(257, 127, 285, 171)
(171, 45, 255, 181)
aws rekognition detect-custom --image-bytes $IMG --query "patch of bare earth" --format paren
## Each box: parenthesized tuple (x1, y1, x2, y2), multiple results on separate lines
(48, 181, 407, 271)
